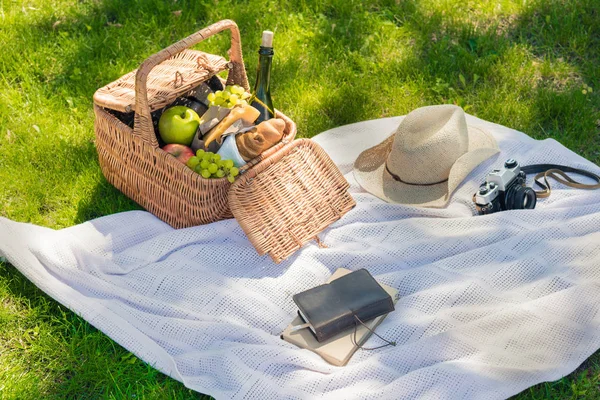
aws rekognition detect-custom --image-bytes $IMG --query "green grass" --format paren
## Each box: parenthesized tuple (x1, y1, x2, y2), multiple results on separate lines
(0, 0, 599, 398)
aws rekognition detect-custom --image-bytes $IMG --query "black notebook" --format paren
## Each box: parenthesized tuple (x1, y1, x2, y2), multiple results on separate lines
(292, 269, 395, 342)
(282, 268, 398, 366)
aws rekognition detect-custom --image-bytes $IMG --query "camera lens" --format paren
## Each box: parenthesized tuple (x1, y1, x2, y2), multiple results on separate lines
(522, 187, 537, 209)
(506, 185, 537, 210)
(507, 186, 524, 210)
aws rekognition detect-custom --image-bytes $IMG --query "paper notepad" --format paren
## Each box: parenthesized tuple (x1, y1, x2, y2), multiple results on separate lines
(281, 268, 398, 366)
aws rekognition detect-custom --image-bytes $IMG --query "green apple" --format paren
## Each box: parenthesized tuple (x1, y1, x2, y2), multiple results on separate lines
(158, 106, 201, 146)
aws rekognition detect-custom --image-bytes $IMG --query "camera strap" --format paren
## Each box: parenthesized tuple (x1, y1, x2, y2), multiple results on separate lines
(521, 164, 600, 198)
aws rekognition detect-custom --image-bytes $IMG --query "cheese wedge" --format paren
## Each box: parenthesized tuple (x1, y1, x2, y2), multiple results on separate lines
(203, 105, 260, 147)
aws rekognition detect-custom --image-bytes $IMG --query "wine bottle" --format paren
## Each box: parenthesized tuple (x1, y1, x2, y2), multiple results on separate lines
(251, 30, 275, 124)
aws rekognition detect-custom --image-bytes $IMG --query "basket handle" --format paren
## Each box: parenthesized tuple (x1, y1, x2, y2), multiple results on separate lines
(134, 19, 250, 148)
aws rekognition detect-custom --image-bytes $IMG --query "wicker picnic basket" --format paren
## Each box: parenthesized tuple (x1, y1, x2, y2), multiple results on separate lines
(93, 19, 355, 262)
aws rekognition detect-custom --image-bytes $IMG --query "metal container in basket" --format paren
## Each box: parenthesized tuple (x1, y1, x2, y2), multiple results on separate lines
(93, 19, 355, 262)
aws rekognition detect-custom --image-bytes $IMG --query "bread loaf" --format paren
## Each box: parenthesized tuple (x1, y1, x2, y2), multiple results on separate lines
(236, 118, 285, 161)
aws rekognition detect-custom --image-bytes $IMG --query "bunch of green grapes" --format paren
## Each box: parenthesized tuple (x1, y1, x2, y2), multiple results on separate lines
(186, 149, 240, 183)
(206, 85, 252, 108)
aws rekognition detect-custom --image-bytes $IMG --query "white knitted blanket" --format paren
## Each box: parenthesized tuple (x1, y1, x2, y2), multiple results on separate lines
(2, 115, 600, 400)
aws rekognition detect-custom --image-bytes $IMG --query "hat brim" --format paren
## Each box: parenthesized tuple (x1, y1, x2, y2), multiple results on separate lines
(353, 125, 499, 207)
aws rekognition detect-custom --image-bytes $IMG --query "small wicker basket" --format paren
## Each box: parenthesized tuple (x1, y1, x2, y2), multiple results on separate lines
(93, 20, 355, 262)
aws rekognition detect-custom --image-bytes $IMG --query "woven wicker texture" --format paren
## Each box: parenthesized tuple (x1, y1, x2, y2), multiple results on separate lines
(93, 50, 229, 114)
(94, 105, 296, 228)
(93, 19, 297, 228)
(229, 139, 356, 263)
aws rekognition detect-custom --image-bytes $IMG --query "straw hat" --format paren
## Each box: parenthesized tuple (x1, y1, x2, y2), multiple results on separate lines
(353, 105, 499, 207)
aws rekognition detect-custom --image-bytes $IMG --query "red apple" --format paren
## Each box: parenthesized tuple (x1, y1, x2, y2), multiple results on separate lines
(162, 144, 195, 164)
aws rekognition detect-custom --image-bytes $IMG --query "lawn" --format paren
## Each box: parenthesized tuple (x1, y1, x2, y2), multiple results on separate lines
(0, 0, 599, 398)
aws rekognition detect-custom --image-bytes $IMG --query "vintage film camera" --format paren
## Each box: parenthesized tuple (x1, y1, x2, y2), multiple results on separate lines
(473, 159, 537, 215)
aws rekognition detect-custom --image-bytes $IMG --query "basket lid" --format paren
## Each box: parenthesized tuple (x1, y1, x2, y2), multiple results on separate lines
(93, 49, 229, 113)
(228, 139, 356, 263)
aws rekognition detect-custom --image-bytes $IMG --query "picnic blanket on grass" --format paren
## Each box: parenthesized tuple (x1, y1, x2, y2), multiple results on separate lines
(2, 115, 600, 399)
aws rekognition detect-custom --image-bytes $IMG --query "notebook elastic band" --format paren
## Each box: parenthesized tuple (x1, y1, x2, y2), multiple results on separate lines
(351, 315, 396, 351)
